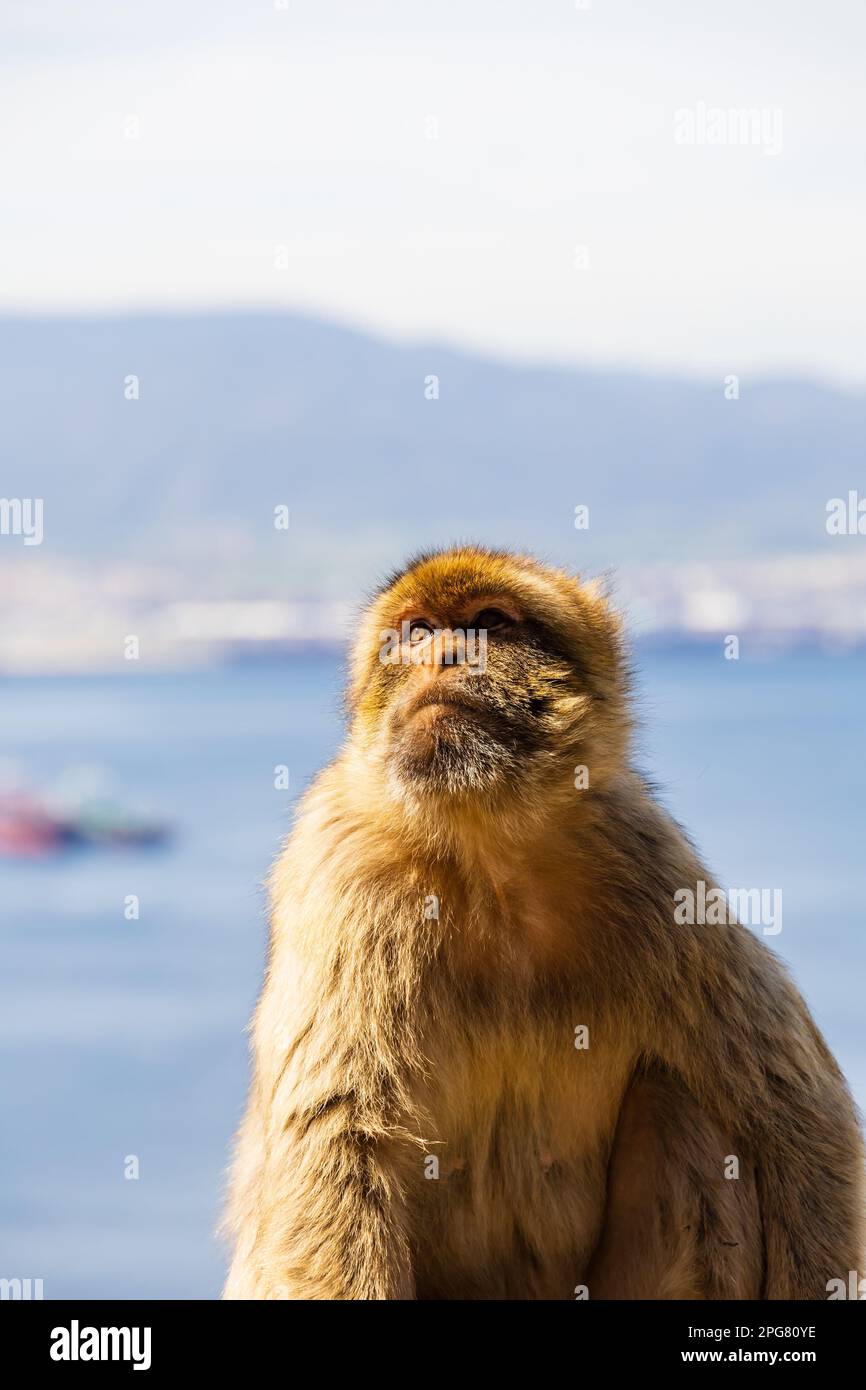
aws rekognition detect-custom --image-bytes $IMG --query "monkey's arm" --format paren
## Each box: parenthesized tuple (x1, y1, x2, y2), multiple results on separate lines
(224, 1094, 416, 1299)
(587, 1061, 764, 1299)
(223, 983, 420, 1301)
(224, 874, 425, 1300)
(589, 788, 864, 1299)
(646, 921, 865, 1299)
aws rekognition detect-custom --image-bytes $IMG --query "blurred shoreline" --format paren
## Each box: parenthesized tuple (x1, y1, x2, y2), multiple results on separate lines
(4, 550, 866, 673)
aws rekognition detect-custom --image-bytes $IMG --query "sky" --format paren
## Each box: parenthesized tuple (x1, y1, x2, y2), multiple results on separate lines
(1, 0, 865, 382)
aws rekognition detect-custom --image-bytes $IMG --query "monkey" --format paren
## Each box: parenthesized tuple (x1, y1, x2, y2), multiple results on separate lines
(223, 545, 864, 1300)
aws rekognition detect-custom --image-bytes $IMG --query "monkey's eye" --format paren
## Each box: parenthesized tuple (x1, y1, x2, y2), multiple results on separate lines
(407, 619, 434, 643)
(471, 608, 513, 632)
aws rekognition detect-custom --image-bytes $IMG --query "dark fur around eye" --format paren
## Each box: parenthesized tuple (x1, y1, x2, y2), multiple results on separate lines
(471, 608, 512, 630)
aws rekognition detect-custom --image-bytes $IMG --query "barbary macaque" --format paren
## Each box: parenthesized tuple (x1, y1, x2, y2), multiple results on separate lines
(224, 546, 864, 1300)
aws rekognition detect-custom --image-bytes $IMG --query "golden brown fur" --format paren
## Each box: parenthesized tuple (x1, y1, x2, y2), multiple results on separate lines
(223, 546, 864, 1300)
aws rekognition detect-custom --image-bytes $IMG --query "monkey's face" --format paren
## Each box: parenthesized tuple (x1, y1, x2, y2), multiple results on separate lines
(348, 548, 630, 805)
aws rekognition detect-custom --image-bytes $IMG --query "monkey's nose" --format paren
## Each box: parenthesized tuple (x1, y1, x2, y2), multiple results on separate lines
(430, 629, 467, 667)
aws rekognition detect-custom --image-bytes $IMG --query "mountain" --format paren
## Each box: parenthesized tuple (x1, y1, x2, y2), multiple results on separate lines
(2, 311, 864, 598)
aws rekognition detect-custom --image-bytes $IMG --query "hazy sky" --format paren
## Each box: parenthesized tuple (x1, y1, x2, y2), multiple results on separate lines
(2, 0, 865, 382)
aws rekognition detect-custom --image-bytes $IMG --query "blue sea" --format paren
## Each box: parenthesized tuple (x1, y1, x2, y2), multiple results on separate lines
(1, 648, 864, 1299)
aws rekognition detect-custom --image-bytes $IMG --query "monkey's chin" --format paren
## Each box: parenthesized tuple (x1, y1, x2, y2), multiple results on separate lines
(389, 712, 522, 798)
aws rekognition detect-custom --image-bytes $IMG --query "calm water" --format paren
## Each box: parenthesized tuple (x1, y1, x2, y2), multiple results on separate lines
(1, 648, 864, 1298)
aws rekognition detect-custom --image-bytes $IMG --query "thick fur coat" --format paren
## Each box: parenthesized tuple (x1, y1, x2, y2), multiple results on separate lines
(224, 547, 864, 1299)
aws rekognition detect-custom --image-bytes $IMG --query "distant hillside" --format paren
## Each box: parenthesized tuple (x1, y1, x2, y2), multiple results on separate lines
(2, 312, 863, 597)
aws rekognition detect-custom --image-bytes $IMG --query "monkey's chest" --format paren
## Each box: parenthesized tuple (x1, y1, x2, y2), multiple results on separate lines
(406, 1026, 624, 1299)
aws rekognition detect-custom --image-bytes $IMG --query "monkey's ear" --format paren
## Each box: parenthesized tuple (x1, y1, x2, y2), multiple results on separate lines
(573, 570, 623, 632)
(578, 567, 619, 606)
(570, 571, 629, 681)
(580, 576, 608, 605)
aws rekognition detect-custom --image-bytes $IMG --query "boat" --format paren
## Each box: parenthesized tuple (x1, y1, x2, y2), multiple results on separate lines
(0, 788, 172, 857)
